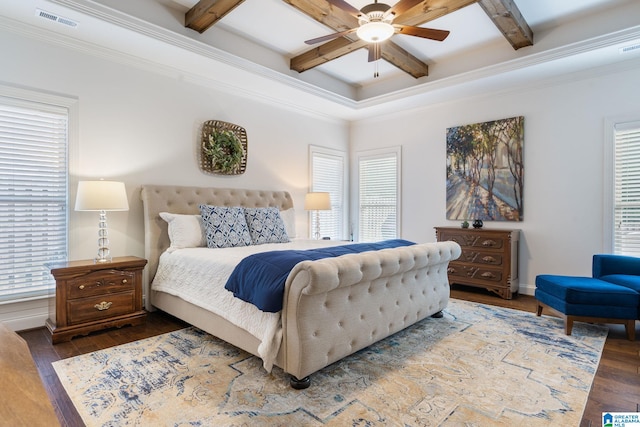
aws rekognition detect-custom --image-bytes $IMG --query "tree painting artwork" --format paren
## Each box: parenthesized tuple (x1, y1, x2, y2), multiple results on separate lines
(446, 116, 524, 221)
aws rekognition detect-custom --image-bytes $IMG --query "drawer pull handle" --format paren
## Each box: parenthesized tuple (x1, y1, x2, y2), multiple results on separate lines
(447, 267, 456, 274)
(122, 279, 128, 284)
(94, 301, 112, 311)
(481, 272, 496, 279)
(482, 256, 497, 263)
(79, 285, 85, 290)
(482, 239, 497, 247)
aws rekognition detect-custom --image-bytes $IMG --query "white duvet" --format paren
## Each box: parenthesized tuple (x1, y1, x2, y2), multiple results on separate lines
(151, 239, 343, 372)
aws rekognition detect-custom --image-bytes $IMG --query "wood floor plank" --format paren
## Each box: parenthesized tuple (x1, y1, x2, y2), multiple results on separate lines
(17, 289, 640, 426)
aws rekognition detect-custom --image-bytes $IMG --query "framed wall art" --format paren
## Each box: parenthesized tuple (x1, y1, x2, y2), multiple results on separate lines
(446, 116, 524, 221)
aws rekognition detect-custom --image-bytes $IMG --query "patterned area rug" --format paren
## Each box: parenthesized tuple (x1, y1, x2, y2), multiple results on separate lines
(53, 299, 608, 426)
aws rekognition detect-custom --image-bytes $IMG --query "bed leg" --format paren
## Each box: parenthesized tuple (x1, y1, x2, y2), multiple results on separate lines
(290, 376, 311, 390)
(431, 311, 444, 318)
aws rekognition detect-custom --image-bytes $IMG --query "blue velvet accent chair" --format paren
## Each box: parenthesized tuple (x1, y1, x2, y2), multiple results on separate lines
(535, 254, 640, 341)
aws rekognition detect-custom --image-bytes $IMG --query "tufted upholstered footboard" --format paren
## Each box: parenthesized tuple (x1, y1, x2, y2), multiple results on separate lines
(281, 241, 461, 384)
(140, 185, 461, 388)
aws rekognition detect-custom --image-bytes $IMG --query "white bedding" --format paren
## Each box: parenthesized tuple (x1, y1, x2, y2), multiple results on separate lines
(151, 238, 344, 371)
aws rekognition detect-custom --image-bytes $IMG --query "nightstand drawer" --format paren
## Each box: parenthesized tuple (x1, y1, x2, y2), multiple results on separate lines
(67, 291, 136, 325)
(67, 269, 136, 299)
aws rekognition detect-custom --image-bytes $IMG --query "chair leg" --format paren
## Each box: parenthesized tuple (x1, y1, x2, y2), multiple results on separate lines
(625, 320, 636, 341)
(536, 303, 543, 317)
(565, 316, 574, 336)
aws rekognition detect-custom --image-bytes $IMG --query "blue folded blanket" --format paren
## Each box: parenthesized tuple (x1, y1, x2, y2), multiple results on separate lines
(225, 239, 415, 312)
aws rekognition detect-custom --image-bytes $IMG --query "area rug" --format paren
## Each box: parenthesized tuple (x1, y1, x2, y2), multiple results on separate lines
(52, 299, 608, 426)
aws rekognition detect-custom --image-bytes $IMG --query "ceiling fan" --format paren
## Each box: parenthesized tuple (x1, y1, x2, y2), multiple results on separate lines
(304, 0, 451, 64)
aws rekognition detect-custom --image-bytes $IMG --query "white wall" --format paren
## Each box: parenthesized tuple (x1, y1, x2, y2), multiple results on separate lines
(350, 61, 640, 295)
(0, 29, 349, 329)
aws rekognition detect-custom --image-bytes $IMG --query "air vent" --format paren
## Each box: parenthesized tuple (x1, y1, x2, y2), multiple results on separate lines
(619, 43, 640, 54)
(35, 9, 78, 28)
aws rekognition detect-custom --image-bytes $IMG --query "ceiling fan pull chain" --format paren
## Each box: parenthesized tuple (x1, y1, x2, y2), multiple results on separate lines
(374, 60, 379, 78)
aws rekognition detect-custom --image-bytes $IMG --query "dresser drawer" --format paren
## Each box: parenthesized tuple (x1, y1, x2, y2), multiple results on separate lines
(437, 230, 506, 250)
(67, 291, 136, 325)
(458, 249, 504, 266)
(67, 269, 136, 299)
(447, 263, 505, 284)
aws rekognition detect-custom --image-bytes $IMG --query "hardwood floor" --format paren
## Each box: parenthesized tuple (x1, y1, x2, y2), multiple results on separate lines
(19, 286, 640, 427)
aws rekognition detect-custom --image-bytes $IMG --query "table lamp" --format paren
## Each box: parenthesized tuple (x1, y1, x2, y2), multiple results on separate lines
(75, 180, 129, 263)
(304, 192, 331, 240)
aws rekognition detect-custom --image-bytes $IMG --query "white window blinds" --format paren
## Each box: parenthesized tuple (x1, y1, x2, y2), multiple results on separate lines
(310, 146, 346, 240)
(614, 121, 640, 255)
(358, 147, 400, 242)
(0, 100, 68, 302)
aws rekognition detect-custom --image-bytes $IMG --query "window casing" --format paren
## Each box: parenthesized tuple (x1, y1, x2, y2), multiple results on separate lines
(611, 120, 640, 255)
(356, 147, 401, 242)
(0, 97, 68, 302)
(309, 145, 347, 240)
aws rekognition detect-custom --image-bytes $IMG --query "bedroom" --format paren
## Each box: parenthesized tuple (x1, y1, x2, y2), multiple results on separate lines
(1, 0, 639, 425)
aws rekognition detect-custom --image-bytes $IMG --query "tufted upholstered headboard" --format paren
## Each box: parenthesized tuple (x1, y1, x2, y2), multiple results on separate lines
(140, 185, 294, 287)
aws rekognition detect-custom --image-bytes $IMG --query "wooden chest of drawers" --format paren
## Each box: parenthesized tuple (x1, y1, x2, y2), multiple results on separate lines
(435, 227, 520, 299)
(45, 256, 147, 343)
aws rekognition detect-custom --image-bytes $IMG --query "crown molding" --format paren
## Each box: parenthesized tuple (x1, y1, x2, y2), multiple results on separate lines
(8, 0, 640, 120)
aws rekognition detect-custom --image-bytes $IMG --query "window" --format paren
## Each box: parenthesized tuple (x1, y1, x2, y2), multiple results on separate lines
(357, 147, 401, 242)
(0, 97, 68, 302)
(309, 145, 347, 240)
(611, 120, 640, 255)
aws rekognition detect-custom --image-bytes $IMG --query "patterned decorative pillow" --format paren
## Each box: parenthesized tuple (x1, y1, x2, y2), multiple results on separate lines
(244, 207, 290, 245)
(198, 205, 252, 248)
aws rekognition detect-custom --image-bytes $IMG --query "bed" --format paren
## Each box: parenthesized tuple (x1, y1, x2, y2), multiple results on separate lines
(140, 185, 461, 388)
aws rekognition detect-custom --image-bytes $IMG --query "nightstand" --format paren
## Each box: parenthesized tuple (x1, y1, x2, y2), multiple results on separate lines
(45, 256, 147, 344)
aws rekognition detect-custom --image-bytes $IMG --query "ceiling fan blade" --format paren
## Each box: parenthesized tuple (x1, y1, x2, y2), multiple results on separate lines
(304, 28, 357, 45)
(394, 25, 450, 41)
(368, 43, 381, 62)
(326, 0, 361, 18)
(385, 0, 424, 19)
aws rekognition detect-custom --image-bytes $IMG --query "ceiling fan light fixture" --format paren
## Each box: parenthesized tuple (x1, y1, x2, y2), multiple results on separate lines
(356, 21, 394, 43)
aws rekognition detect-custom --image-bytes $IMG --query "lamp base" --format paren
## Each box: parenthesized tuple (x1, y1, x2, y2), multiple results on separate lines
(95, 210, 112, 263)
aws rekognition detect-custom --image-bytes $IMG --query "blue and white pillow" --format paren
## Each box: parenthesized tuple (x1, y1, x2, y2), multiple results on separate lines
(198, 205, 252, 248)
(244, 207, 289, 245)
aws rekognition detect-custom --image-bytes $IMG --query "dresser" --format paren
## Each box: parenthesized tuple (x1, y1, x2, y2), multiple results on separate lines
(435, 227, 520, 299)
(46, 256, 147, 343)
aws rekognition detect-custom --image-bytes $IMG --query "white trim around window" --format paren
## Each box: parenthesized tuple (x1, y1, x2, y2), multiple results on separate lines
(309, 145, 348, 240)
(355, 146, 401, 243)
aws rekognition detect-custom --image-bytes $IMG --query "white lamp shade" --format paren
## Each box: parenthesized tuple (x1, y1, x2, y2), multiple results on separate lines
(75, 180, 129, 211)
(356, 22, 395, 43)
(304, 192, 331, 211)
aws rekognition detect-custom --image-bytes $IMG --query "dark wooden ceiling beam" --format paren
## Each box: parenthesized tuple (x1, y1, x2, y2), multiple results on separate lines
(282, 0, 359, 32)
(185, 0, 534, 79)
(287, 0, 437, 77)
(287, 0, 484, 77)
(477, 0, 533, 49)
(186, 0, 246, 33)
(380, 41, 430, 78)
(291, 37, 369, 72)
(392, 0, 480, 27)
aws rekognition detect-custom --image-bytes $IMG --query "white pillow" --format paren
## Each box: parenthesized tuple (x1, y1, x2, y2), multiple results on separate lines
(159, 212, 206, 252)
(279, 208, 296, 238)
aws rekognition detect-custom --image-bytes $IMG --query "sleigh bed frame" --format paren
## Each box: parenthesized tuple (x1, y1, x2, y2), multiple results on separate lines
(140, 185, 461, 388)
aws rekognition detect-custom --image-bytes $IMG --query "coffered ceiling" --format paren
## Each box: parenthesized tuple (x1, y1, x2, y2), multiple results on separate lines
(1, 0, 639, 118)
